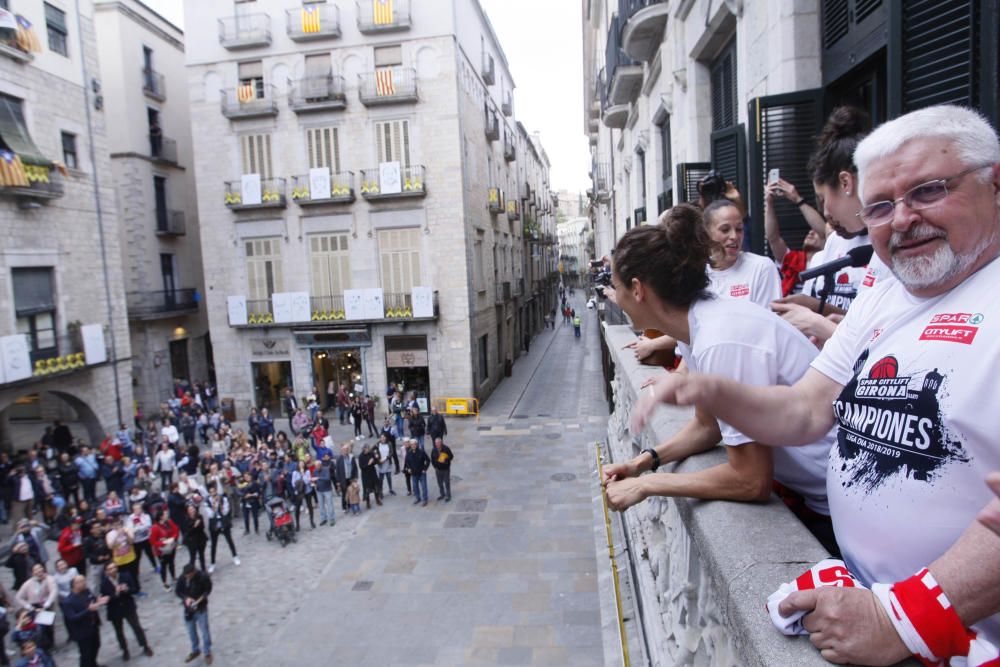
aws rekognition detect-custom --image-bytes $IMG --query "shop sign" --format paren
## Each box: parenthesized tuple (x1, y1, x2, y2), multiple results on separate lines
(386, 349, 428, 368)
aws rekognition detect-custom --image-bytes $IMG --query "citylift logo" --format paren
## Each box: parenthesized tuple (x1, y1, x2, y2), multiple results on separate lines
(729, 283, 750, 298)
(919, 312, 984, 345)
(832, 350, 969, 493)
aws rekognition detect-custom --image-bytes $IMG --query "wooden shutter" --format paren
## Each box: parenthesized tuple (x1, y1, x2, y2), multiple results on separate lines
(245, 238, 283, 301)
(304, 53, 331, 77)
(306, 127, 340, 172)
(747, 90, 825, 255)
(710, 124, 746, 203)
(710, 38, 737, 131)
(308, 233, 351, 296)
(241, 134, 272, 179)
(375, 120, 410, 166)
(378, 228, 421, 293)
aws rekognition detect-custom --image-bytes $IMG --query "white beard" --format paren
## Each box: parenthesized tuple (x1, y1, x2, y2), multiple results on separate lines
(889, 224, 996, 290)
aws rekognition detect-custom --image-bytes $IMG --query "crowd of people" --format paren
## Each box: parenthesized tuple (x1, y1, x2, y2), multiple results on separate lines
(600, 103, 1000, 666)
(0, 379, 456, 666)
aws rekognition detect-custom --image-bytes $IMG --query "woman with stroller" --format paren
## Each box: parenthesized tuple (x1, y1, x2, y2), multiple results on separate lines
(183, 504, 207, 572)
(290, 460, 316, 530)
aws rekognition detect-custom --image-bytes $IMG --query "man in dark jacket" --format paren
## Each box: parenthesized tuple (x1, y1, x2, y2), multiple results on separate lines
(62, 575, 107, 667)
(430, 438, 455, 502)
(175, 563, 213, 664)
(100, 562, 153, 660)
(427, 407, 448, 443)
(403, 440, 431, 506)
(334, 444, 358, 512)
(408, 408, 426, 451)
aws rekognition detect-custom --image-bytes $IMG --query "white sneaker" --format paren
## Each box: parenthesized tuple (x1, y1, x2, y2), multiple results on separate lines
(233, 557, 241, 566)
(208, 564, 215, 574)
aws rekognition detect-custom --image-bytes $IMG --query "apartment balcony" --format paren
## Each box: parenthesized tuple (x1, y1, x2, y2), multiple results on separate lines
(494, 281, 511, 303)
(142, 68, 166, 102)
(605, 14, 642, 105)
(0, 165, 64, 203)
(482, 53, 495, 85)
(224, 177, 287, 210)
(155, 209, 186, 236)
(356, 0, 411, 33)
(359, 165, 426, 200)
(236, 291, 438, 327)
(126, 288, 198, 320)
(488, 187, 504, 214)
(513, 278, 524, 297)
(620, 0, 669, 62)
(358, 67, 417, 106)
(221, 83, 279, 119)
(3, 329, 110, 387)
(503, 135, 516, 162)
(506, 200, 520, 221)
(290, 172, 355, 205)
(501, 90, 513, 116)
(285, 4, 341, 41)
(484, 106, 499, 141)
(246, 299, 275, 325)
(592, 163, 612, 201)
(218, 14, 271, 49)
(288, 75, 347, 113)
(150, 135, 178, 165)
(0, 29, 33, 64)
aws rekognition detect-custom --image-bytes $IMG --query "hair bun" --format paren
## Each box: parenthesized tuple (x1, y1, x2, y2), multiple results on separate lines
(818, 106, 870, 147)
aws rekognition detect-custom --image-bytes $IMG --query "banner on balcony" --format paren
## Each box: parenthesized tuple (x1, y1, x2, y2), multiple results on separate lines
(379, 161, 401, 194)
(412, 286, 434, 318)
(272, 292, 310, 324)
(344, 289, 365, 320)
(309, 167, 331, 200)
(81, 324, 107, 365)
(363, 288, 385, 319)
(373, 0, 394, 25)
(300, 6, 321, 33)
(15, 14, 41, 53)
(227, 295, 248, 326)
(0, 150, 27, 187)
(0, 334, 31, 383)
(241, 173, 262, 205)
(374, 67, 395, 96)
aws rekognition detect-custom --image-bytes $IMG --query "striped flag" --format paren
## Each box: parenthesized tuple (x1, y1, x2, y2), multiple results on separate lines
(375, 68, 395, 96)
(0, 150, 28, 187)
(237, 82, 256, 103)
(15, 14, 41, 53)
(373, 0, 394, 25)
(301, 7, 321, 33)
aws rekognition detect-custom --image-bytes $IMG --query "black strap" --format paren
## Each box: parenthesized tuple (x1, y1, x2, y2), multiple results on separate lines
(641, 448, 661, 473)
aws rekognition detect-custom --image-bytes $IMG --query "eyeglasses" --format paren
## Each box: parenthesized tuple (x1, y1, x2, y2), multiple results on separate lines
(856, 164, 993, 227)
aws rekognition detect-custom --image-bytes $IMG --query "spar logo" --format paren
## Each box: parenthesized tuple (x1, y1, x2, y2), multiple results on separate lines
(729, 283, 750, 298)
(919, 312, 984, 345)
(863, 266, 877, 287)
(854, 355, 912, 400)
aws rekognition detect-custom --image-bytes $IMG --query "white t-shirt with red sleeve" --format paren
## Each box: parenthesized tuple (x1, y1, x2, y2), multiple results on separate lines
(706, 252, 782, 310)
(684, 297, 834, 514)
(811, 254, 1000, 645)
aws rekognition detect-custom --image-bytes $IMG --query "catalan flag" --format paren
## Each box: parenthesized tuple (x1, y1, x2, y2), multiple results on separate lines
(15, 15, 41, 53)
(373, 0, 394, 25)
(236, 82, 256, 103)
(301, 6, 321, 33)
(375, 67, 395, 96)
(0, 150, 28, 188)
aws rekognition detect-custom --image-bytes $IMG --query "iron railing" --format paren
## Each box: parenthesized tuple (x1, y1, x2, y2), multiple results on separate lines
(485, 105, 499, 141)
(285, 4, 341, 40)
(224, 177, 287, 209)
(126, 288, 198, 318)
(150, 135, 177, 163)
(502, 90, 513, 116)
(218, 13, 271, 48)
(503, 133, 516, 161)
(359, 165, 426, 198)
(290, 171, 355, 204)
(604, 14, 639, 102)
(0, 166, 64, 201)
(221, 83, 278, 118)
(358, 67, 417, 105)
(356, 0, 411, 32)
(288, 75, 347, 111)
(488, 187, 504, 213)
(240, 292, 437, 325)
(155, 209, 185, 235)
(142, 68, 166, 101)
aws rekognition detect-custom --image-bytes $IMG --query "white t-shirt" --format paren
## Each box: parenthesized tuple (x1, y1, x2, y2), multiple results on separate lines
(811, 254, 1000, 644)
(683, 297, 834, 514)
(801, 233, 870, 311)
(707, 252, 782, 310)
(855, 250, 896, 297)
(161, 424, 179, 444)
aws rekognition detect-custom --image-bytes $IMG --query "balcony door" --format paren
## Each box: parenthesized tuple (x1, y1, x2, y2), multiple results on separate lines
(160, 253, 176, 307)
(154, 176, 167, 231)
(12, 267, 57, 363)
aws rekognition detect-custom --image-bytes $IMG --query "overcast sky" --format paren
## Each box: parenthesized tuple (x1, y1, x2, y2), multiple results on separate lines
(141, 0, 588, 193)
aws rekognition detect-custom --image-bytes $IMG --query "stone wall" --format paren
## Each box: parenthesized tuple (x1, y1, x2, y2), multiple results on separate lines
(602, 324, 831, 667)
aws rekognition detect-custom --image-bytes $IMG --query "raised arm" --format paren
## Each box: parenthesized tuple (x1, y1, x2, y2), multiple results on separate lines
(764, 185, 789, 262)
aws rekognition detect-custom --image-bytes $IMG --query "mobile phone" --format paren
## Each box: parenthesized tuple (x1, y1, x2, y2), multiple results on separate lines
(767, 169, 780, 185)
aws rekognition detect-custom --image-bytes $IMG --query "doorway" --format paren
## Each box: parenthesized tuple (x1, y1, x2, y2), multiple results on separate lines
(252, 361, 292, 415)
(169, 338, 189, 385)
(311, 349, 364, 409)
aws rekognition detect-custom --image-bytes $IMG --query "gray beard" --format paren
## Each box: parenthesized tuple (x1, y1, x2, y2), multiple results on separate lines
(889, 225, 996, 290)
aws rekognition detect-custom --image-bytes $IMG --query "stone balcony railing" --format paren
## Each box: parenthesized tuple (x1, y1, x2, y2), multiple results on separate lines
(601, 323, 832, 667)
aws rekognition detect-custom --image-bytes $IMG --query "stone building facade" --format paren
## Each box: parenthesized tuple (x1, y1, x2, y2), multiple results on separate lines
(182, 0, 556, 418)
(0, 0, 132, 450)
(93, 0, 210, 415)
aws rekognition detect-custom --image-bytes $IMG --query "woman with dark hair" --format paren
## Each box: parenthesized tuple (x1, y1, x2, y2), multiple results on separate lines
(183, 504, 207, 572)
(601, 209, 838, 553)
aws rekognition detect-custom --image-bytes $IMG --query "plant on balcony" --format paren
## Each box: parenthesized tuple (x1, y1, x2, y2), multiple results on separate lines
(247, 311, 274, 325)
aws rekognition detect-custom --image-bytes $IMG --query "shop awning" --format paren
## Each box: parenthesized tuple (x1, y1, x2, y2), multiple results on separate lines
(0, 95, 50, 167)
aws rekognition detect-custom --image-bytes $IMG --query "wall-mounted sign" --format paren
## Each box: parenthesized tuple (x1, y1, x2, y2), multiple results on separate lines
(386, 349, 428, 368)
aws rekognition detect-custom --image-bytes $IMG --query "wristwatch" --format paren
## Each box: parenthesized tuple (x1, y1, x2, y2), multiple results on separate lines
(795, 198, 809, 208)
(641, 448, 661, 472)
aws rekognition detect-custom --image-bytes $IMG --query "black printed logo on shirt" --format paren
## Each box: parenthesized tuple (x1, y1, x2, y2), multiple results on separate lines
(832, 350, 969, 492)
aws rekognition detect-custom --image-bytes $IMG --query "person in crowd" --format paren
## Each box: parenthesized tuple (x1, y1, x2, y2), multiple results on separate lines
(57, 517, 86, 577)
(51, 421, 73, 454)
(176, 563, 213, 664)
(183, 505, 207, 573)
(408, 407, 426, 451)
(72, 447, 99, 505)
(52, 558, 78, 605)
(334, 444, 358, 512)
(380, 419, 400, 474)
(289, 460, 316, 530)
(404, 439, 430, 507)
(237, 472, 262, 535)
(346, 479, 361, 515)
(82, 523, 110, 594)
(15, 564, 56, 650)
(629, 105, 1000, 666)
(150, 511, 179, 590)
(363, 395, 378, 438)
(61, 575, 107, 667)
(101, 457, 125, 502)
(14, 638, 53, 667)
(8, 468, 36, 524)
(335, 385, 349, 426)
(160, 418, 180, 449)
(100, 490, 124, 518)
(426, 407, 447, 444)
(764, 178, 828, 296)
(314, 453, 336, 527)
(282, 388, 299, 434)
(325, 380, 336, 418)
(390, 391, 405, 437)
(56, 453, 80, 509)
(99, 562, 153, 660)
(126, 502, 156, 572)
(203, 487, 238, 575)
(431, 437, 454, 502)
(359, 444, 381, 508)
(105, 516, 141, 595)
(376, 435, 395, 498)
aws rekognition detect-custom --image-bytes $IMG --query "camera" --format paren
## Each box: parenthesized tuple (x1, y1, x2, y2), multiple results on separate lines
(697, 171, 727, 202)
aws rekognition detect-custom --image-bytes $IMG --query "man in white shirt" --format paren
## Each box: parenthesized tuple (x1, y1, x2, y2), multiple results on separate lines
(160, 419, 179, 447)
(631, 105, 1000, 665)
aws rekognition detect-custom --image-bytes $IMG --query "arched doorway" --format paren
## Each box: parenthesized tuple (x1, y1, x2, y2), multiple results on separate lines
(0, 390, 104, 456)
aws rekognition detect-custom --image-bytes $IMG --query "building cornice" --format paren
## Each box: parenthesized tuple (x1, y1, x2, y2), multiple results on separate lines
(94, 1, 184, 51)
(108, 152, 186, 171)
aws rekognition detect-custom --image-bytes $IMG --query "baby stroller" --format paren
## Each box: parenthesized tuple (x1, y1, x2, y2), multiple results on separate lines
(265, 496, 296, 547)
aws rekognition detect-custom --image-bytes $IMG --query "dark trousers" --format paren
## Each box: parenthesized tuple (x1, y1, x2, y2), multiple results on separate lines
(243, 503, 260, 533)
(293, 494, 315, 529)
(111, 607, 148, 652)
(76, 630, 101, 667)
(353, 419, 363, 437)
(81, 478, 97, 503)
(365, 417, 377, 436)
(135, 539, 157, 569)
(435, 468, 451, 499)
(403, 470, 412, 494)
(120, 559, 141, 593)
(159, 552, 176, 584)
(340, 484, 351, 510)
(209, 527, 237, 564)
(187, 543, 206, 571)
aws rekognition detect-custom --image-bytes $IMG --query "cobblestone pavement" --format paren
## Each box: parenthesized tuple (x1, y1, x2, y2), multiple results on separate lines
(39, 296, 608, 667)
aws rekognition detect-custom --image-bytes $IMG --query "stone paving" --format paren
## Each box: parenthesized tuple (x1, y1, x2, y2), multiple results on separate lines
(36, 297, 608, 667)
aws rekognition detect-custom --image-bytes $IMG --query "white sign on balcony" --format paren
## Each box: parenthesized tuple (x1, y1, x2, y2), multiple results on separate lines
(227, 296, 248, 326)
(363, 288, 385, 319)
(241, 173, 262, 205)
(343, 289, 365, 320)
(0, 10, 18, 32)
(272, 292, 310, 324)
(309, 168, 331, 200)
(81, 324, 107, 365)
(379, 161, 401, 195)
(412, 286, 434, 318)
(0, 334, 31, 383)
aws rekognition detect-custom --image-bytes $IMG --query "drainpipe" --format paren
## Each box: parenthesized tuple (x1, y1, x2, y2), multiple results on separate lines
(75, 0, 123, 425)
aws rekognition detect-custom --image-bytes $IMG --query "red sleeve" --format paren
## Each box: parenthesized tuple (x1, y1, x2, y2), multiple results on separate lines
(779, 250, 807, 297)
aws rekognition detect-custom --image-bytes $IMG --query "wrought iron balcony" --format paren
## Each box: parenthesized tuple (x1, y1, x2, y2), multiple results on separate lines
(488, 187, 504, 214)
(309, 295, 347, 321)
(285, 4, 341, 41)
(605, 13, 642, 105)
(224, 177, 287, 210)
(358, 67, 417, 106)
(503, 134, 516, 162)
(8, 330, 109, 384)
(155, 209, 185, 236)
(288, 76, 347, 113)
(218, 14, 271, 49)
(126, 288, 198, 320)
(619, 0, 669, 62)
(221, 83, 279, 119)
(356, 0, 411, 33)
(246, 299, 275, 325)
(494, 281, 511, 303)
(484, 106, 499, 141)
(236, 291, 438, 327)
(501, 90, 513, 117)
(150, 135, 178, 164)
(290, 172, 355, 205)
(506, 200, 520, 221)
(142, 68, 166, 101)
(592, 163, 611, 201)
(359, 165, 426, 200)
(0, 164, 64, 202)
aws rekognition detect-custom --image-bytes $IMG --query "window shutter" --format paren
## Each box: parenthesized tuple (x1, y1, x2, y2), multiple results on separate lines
(377, 228, 420, 293)
(710, 39, 737, 131)
(674, 162, 710, 204)
(238, 60, 263, 81)
(747, 90, 825, 255)
(332, 127, 341, 172)
(710, 124, 746, 201)
(12, 268, 55, 316)
(241, 134, 272, 179)
(900, 1, 979, 111)
(304, 54, 331, 78)
(245, 238, 283, 300)
(400, 120, 410, 167)
(375, 120, 410, 167)
(306, 127, 339, 171)
(822, 0, 886, 85)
